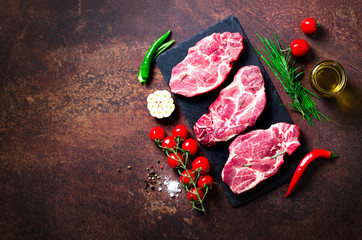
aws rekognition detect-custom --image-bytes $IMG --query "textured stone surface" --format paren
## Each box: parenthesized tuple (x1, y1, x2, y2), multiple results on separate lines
(0, 0, 361, 239)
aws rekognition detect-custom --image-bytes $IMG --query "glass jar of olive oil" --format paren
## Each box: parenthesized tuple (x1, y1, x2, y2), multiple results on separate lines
(309, 60, 347, 97)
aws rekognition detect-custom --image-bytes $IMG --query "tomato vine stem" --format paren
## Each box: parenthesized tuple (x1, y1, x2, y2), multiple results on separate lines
(155, 138, 209, 214)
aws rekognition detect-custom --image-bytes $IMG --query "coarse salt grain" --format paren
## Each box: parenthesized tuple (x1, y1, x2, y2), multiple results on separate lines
(167, 180, 180, 193)
(163, 177, 182, 198)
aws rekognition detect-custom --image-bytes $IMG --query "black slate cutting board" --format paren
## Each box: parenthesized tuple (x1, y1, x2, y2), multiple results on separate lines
(156, 16, 308, 207)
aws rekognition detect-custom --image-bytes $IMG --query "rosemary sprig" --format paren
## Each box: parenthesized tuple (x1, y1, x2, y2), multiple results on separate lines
(255, 33, 329, 126)
(270, 150, 287, 159)
(239, 99, 245, 109)
(180, 72, 188, 81)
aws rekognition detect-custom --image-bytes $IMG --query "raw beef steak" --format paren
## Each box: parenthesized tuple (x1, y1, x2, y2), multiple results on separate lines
(169, 32, 244, 97)
(193, 65, 266, 146)
(221, 123, 300, 194)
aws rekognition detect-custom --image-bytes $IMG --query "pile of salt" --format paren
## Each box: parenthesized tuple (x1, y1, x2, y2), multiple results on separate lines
(163, 179, 182, 198)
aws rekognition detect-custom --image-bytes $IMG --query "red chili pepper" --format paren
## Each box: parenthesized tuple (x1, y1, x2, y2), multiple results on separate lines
(285, 149, 338, 198)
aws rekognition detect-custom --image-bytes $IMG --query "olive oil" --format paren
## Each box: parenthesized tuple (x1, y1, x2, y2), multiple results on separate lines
(309, 60, 347, 97)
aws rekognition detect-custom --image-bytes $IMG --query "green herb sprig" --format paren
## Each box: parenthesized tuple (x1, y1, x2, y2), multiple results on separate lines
(255, 33, 329, 126)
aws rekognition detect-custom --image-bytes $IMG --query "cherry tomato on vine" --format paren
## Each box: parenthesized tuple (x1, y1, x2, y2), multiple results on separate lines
(301, 18, 319, 35)
(172, 124, 188, 141)
(290, 39, 309, 57)
(192, 156, 211, 175)
(167, 152, 184, 168)
(180, 169, 196, 186)
(187, 187, 205, 201)
(197, 174, 214, 188)
(149, 126, 166, 142)
(182, 138, 198, 155)
(161, 136, 176, 149)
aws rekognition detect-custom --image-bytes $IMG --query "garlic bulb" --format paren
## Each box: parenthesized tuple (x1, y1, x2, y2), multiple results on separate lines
(147, 90, 175, 119)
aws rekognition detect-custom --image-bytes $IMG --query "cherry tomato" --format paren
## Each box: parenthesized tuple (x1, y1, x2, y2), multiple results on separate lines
(192, 156, 211, 175)
(180, 169, 196, 185)
(149, 126, 166, 142)
(197, 174, 214, 188)
(182, 138, 198, 155)
(187, 187, 205, 201)
(161, 136, 176, 149)
(172, 124, 188, 141)
(301, 18, 319, 35)
(167, 152, 184, 168)
(290, 39, 309, 57)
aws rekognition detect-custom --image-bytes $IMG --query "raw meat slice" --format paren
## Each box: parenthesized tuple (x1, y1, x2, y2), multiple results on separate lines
(169, 32, 244, 97)
(193, 65, 266, 146)
(221, 123, 300, 194)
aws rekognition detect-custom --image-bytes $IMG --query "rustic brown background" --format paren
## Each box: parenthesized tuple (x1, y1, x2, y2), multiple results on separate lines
(1, 0, 361, 239)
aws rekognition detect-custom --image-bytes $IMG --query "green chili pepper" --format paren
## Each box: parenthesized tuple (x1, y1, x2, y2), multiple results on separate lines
(153, 40, 175, 60)
(138, 30, 173, 85)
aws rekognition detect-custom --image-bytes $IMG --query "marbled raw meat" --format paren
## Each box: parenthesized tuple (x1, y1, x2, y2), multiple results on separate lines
(169, 32, 244, 97)
(194, 65, 266, 146)
(221, 123, 300, 194)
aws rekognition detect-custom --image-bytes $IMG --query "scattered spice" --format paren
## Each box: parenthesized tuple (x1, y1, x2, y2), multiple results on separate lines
(117, 169, 121, 173)
(127, 165, 131, 169)
(143, 167, 162, 192)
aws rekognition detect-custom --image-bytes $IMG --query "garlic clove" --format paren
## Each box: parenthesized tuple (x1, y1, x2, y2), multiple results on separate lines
(147, 102, 158, 111)
(159, 90, 171, 101)
(165, 104, 175, 112)
(163, 97, 174, 106)
(163, 108, 172, 118)
(150, 109, 158, 117)
(153, 90, 163, 102)
(147, 93, 157, 103)
(155, 107, 164, 119)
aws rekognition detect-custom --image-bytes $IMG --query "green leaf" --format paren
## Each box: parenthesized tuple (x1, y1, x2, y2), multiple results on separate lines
(153, 40, 175, 60)
(239, 99, 245, 108)
(270, 150, 287, 159)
